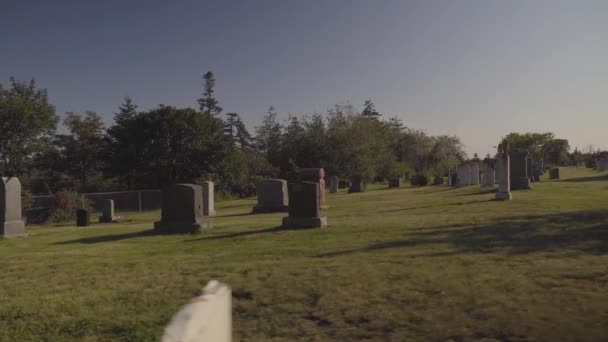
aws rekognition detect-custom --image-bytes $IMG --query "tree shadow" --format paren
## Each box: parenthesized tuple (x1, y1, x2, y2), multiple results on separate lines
(379, 199, 494, 213)
(214, 212, 254, 218)
(53, 229, 158, 245)
(558, 174, 608, 183)
(316, 210, 608, 258)
(454, 188, 497, 196)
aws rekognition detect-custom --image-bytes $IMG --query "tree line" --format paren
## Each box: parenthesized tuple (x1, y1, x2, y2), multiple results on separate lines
(0, 74, 598, 198)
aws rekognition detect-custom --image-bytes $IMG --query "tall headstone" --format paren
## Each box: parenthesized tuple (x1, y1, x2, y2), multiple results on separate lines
(496, 159, 504, 185)
(162, 280, 232, 342)
(495, 145, 512, 200)
(348, 176, 364, 193)
(253, 179, 288, 213)
(282, 182, 327, 228)
(299, 168, 326, 208)
(329, 176, 339, 193)
(456, 164, 470, 186)
(0, 177, 26, 237)
(470, 164, 480, 185)
(98, 199, 118, 223)
(388, 178, 401, 188)
(482, 168, 496, 187)
(202, 181, 216, 217)
(77, 209, 90, 227)
(154, 184, 211, 234)
(510, 149, 531, 190)
(527, 158, 535, 183)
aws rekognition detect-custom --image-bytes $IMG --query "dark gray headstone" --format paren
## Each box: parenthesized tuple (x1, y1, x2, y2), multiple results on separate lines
(253, 179, 288, 213)
(510, 149, 531, 190)
(550, 168, 560, 180)
(348, 176, 364, 193)
(0, 177, 26, 237)
(154, 184, 211, 234)
(282, 182, 327, 228)
(329, 176, 339, 193)
(77, 209, 90, 227)
(433, 177, 444, 185)
(527, 158, 535, 183)
(388, 178, 401, 188)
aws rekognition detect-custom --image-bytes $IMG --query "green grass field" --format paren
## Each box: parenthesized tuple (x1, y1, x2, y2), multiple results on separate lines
(1, 167, 607, 341)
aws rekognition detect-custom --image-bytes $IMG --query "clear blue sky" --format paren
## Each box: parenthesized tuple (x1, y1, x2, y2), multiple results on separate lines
(1, 0, 607, 156)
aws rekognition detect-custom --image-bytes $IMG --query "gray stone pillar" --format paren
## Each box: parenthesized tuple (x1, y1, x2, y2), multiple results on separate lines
(0, 177, 26, 237)
(202, 181, 215, 216)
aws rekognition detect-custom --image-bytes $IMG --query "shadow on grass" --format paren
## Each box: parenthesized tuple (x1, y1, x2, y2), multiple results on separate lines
(215, 212, 254, 218)
(53, 229, 158, 244)
(316, 210, 608, 258)
(454, 188, 497, 196)
(558, 174, 608, 183)
(380, 199, 495, 213)
(187, 225, 304, 241)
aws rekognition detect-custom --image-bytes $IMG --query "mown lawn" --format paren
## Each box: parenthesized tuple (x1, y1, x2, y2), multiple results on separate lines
(1, 167, 607, 341)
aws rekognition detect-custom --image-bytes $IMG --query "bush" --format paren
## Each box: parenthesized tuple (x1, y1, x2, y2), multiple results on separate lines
(47, 190, 90, 223)
(410, 174, 429, 186)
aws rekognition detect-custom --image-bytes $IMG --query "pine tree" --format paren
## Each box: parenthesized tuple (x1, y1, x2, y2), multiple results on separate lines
(197, 71, 222, 117)
(361, 100, 381, 119)
(114, 96, 137, 124)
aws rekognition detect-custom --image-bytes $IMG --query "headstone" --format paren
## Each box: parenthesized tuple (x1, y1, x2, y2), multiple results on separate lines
(456, 164, 470, 186)
(539, 159, 545, 174)
(482, 168, 496, 187)
(510, 149, 531, 190)
(0, 177, 26, 237)
(388, 178, 401, 188)
(549, 168, 560, 180)
(76, 209, 90, 227)
(433, 176, 444, 185)
(348, 176, 364, 193)
(450, 172, 457, 187)
(495, 145, 512, 200)
(527, 158, 535, 183)
(282, 182, 327, 228)
(470, 164, 480, 185)
(598, 159, 608, 171)
(329, 176, 339, 193)
(496, 158, 504, 185)
(98, 199, 118, 223)
(162, 280, 232, 342)
(253, 179, 289, 213)
(154, 184, 211, 234)
(299, 168, 327, 208)
(202, 181, 216, 217)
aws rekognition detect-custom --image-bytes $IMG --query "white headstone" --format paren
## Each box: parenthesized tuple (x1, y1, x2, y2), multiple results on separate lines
(457, 164, 470, 186)
(1, 177, 26, 237)
(202, 181, 215, 217)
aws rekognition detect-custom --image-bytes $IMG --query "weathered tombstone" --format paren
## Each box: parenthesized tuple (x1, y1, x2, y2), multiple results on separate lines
(470, 164, 480, 185)
(154, 184, 211, 234)
(0, 177, 26, 237)
(450, 172, 457, 187)
(162, 280, 232, 342)
(98, 199, 118, 223)
(549, 168, 560, 180)
(76, 209, 90, 227)
(253, 179, 289, 213)
(388, 178, 401, 188)
(202, 181, 216, 217)
(282, 182, 327, 228)
(348, 176, 364, 193)
(495, 144, 512, 200)
(299, 168, 327, 208)
(456, 164, 470, 186)
(433, 176, 444, 185)
(329, 176, 339, 193)
(482, 168, 496, 187)
(598, 159, 608, 171)
(510, 149, 531, 190)
(527, 158, 535, 183)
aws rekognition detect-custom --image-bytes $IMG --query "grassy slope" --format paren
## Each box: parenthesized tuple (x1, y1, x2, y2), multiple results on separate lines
(1, 167, 607, 341)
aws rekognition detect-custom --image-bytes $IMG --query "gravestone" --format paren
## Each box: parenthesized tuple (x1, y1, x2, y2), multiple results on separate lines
(450, 172, 457, 187)
(527, 158, 535, 183)
(0, 177, 26, 237)
(470, 164, 480, 185)
(388, 178, 401, 188)
(348, 176, 364, 193)
(456, 164, 470, 186)
(329, 176, 339, 193)
(434, 176, 444, 185)
(202, 181, 216, 217)
(282, 182, 327, 228)
(162, 280, 232, 342)
(549, 168, 560, 180)
(253, 179, 289, 213)
(482, 168, 496, 187)
(510, 149, 531, 190)
(598, 159, 608, 172)
(299, 168, 326, 208)
(98, 199, 118, 223)
(154, 184, 211, 234)
(495, 146, 512, 200)
(77, 209, 90, 227)
(496, 159, 504, 185)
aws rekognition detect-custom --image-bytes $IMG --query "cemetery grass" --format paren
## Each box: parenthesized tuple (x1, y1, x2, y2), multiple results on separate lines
(1, 167, 608, 341)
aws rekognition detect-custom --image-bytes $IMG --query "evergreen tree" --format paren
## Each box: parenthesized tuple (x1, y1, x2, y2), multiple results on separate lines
(197, 71, 222, 117)
(361, 99, 381, 119)
(114, 96, 137, 124)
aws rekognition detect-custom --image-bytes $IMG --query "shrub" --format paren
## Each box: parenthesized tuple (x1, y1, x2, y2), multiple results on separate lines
(410, 174, 429, 186)
(47, 190, 90, 223)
